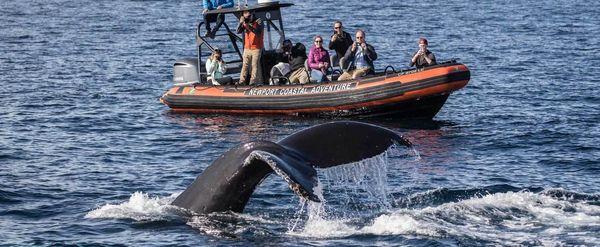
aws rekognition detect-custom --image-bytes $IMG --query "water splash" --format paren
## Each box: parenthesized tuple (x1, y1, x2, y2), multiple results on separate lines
(288, 145, 419, 237)
(289, 187, 600, 244)
(85, 192, 181, 221)
(320, 150, 392, 210)
(285, 143, 599, 245)
(367, 190, 600, 245)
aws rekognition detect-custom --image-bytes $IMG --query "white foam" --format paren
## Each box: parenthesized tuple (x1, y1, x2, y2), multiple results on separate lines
(362, 214, 438, 236)
(288, 199, 359, 238)
(85, 192, 180, 221)
(287, 148, 599, 246)
(364, 191, 600, 245)
(289, 190, 599, 245)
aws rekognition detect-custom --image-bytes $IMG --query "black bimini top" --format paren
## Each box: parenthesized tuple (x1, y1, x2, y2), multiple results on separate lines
(204, 2, 294, 16)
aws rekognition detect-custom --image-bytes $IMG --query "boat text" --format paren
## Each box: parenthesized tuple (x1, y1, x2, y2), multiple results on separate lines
(244, 82, 357, 96)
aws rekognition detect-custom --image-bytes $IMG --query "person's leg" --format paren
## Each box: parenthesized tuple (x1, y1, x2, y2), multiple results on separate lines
(351, 68, 370, 79)
(203, 14, 211, 32)
(298, 69, 309, 84)
(338, 70, 353, 81)
(210, 78, 220, 85)
(249, 49, 263, 85)
(310, 70, 324, 82)
(216, 76, 233, 85)
(330, 53, 339, 67)
(288, 70, 299, 84)
(256, 50, 263, 84)
(239, 50, 251, 85)
(289, 68, 305, 84)
(211, 13, 225, 35)
(204, 14, 217, 32)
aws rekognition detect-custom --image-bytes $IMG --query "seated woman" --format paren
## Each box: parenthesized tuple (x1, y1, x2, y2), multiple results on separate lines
(307, 35, 330, 82)
(205, 49, 231, 85)
(288, 43, 309, 84)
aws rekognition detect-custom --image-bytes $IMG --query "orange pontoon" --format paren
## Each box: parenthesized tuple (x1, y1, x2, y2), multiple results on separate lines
(161, 61, 469, 118)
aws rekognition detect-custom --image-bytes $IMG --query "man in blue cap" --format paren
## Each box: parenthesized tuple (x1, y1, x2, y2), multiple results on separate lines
(202, 0, 235, 38)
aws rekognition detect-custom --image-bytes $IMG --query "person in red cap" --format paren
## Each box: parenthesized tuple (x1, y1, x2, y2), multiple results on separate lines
(410, 38, 436, 68)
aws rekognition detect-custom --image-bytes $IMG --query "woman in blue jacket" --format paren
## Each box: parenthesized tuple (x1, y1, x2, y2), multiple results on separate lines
(202, 0, 235, 38)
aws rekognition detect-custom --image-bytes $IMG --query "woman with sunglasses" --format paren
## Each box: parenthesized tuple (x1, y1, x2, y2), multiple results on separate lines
(307, 35, 331, 82)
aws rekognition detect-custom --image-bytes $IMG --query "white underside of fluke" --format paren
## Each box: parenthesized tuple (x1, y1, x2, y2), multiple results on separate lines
(244, 150, 315, 201)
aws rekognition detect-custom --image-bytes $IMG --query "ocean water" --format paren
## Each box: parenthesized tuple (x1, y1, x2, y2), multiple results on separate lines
(1, 0, 599, 246)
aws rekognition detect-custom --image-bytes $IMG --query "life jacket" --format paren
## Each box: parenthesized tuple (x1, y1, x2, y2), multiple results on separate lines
(244, 21, 264, 50)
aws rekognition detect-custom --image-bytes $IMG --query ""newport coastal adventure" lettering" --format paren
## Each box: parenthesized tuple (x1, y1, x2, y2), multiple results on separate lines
(244, 82, 357, 96)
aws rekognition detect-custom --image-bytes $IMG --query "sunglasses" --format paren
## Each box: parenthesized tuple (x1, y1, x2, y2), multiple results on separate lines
(314, 40, 323, 43)
(356, 36, 364, 39)
(334, 26, 341, 29)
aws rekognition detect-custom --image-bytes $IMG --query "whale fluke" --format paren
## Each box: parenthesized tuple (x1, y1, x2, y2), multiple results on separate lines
(172, 121, 411, 214)
(279, 121, 412, 168)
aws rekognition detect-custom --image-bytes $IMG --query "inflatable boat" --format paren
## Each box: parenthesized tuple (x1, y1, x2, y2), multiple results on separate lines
(161, 61, 469, 118)
(160, 2, 470, 118)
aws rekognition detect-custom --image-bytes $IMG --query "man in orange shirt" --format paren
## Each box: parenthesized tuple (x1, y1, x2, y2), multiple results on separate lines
(236, 10, 264, 85)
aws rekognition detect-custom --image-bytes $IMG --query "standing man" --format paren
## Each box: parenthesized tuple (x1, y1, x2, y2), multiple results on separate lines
(410, 38, 437, 68)
(338, 30, 377, 81)
(237, 10, 264, 85)
(328, 21, 353, 67)
(202, 0, 235, 38)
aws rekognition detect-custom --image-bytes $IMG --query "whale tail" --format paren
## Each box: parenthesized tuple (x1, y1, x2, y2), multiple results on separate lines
(172, 121, 411, 214)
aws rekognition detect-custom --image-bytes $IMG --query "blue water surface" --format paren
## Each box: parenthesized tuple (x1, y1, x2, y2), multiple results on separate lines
(1, 0, 599, 246)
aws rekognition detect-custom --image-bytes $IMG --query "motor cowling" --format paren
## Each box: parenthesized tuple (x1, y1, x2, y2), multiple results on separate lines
(173, 58, 199, 83)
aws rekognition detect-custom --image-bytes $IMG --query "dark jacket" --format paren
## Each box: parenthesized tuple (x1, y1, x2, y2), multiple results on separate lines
(409, 50, 436, 68)
(289, 43, 307, 71)
(276, 48, 292, 63)
(289, 56, 306, 72)
(328, 31, 353, 57)
(342, 43, 377, 73)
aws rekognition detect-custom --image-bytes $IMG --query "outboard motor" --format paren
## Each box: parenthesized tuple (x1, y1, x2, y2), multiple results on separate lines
(173, 58, 200, 83)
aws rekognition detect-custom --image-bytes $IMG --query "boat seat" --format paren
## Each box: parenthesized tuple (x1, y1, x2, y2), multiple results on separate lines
(304, 60, 318, 83)
(269, 63, 291, 85)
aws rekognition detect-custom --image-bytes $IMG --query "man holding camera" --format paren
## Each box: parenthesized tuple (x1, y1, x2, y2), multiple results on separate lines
(328, 21, 353, 67)
(202, 0, 234, 38)
(410, 38, 437, 68)
(236, 10, 264, 85)
(338, 30, 377, 81)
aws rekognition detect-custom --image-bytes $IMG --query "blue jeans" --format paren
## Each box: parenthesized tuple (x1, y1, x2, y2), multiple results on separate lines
(310, 70, 329, 83)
